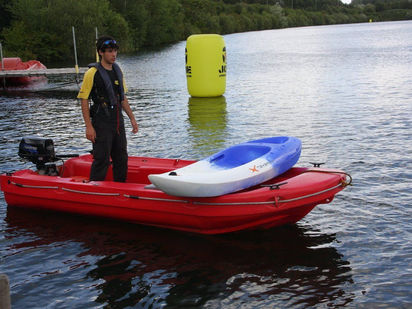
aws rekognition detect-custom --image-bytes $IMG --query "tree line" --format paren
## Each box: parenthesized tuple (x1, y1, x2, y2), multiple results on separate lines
(0, 0, 411, 64)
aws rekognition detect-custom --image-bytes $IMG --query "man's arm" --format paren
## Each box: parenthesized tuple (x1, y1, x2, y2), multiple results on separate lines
(78, 68, 97, 143)
(121, 96, 138, 134)
(81, 99, 96, 143)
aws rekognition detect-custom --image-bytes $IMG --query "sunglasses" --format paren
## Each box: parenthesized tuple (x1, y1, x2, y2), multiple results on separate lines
(103, 39, 117, 46)
(100, 40, 118, 50)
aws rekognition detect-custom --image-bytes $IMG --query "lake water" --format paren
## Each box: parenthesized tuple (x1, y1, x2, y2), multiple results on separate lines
(1, 20, 411, 308)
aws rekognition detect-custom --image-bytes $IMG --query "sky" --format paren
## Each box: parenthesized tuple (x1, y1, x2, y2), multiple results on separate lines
(341, 0, 352, 3)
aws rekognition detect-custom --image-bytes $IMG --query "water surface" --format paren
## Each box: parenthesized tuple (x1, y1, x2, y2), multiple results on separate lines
(1, 21, 411, 307)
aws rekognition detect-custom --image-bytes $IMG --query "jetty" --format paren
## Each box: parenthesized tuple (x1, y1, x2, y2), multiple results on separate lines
(1, 26, 91, 81)
(0, 67, 88, 78)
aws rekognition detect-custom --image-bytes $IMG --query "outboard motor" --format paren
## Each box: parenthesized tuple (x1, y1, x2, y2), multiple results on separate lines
(18, 137, 59, 175)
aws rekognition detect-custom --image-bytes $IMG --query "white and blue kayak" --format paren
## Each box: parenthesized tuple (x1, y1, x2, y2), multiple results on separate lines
(148, 136, 301, 197)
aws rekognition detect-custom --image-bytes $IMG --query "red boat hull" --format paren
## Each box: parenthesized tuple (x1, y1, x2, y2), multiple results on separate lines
(0, 155, 349, 234)
(1, 57, 47, 85)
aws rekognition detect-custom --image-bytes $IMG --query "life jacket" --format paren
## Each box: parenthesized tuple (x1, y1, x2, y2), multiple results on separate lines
(88, 62, 125, 107)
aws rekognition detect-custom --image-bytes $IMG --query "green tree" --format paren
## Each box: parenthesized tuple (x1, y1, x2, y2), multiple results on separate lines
(270, 4, 288, 28)
(219, 13, 237, 33)
(145, 0, 184, 46)
(0, 0, 12, 40)
(2, 0, 128, 62)
(2, 0, 411, 63)
(109, 0, 149, 50)
(181, 0, 217, 35)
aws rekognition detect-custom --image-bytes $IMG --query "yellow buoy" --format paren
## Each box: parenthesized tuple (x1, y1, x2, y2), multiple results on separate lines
(186, 34, 226, 97)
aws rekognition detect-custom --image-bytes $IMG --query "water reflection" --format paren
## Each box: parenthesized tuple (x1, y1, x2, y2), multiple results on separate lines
(0, 77, 81, 94)
(187, 96, 227, 156)
(5, 208, 354, 308)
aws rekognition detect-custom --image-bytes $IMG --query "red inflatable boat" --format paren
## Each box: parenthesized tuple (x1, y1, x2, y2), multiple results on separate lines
(0, 138, 351, 234)
(1, 57, 47, 85)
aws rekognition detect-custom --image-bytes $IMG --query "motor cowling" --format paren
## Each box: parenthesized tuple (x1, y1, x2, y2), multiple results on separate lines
(18, 137, 57, 167)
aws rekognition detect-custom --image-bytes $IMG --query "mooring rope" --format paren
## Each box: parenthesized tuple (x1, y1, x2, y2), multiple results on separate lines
(301, 169, 353, 187)
(8, 169, 352, 206)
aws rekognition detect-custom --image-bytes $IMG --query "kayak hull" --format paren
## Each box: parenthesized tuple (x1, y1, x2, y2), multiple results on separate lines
(149, 136, 302, 197)
(1, 154, 348, 234)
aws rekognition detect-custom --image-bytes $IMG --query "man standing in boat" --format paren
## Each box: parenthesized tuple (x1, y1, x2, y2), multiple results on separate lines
(77, 36, 138, 182)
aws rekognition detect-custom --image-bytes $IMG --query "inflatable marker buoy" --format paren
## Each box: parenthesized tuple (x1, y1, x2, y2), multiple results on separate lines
(186, 34, 226, 97)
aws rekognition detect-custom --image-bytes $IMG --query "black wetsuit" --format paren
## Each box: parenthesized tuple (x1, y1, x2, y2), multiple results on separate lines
(77, 65, 128, 182)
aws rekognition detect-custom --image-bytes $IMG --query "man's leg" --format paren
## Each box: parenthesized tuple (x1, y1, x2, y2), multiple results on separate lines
(111, 125, 128, 182)
(90, 123, 113, 181)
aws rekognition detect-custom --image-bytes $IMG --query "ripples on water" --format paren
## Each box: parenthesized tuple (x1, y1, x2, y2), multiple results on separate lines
(1, 21, 411, 307)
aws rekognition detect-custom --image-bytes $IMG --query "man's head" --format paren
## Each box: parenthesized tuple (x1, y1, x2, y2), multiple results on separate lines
(96, 36, 119, 64)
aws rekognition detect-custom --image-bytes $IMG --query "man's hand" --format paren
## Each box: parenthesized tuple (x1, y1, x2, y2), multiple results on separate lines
(130, 119, 138, 134)
(86, 125, 96, 143)
(121, 98, 138, 134)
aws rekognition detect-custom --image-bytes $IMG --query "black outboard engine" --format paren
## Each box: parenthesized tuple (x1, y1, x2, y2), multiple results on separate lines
(18, 137, 59, 175)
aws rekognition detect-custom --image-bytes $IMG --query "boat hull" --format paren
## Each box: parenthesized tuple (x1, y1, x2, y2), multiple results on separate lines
(0, 155, 348, 234)
(2, 57, 47, 85)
